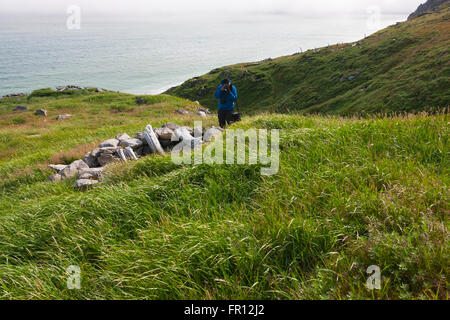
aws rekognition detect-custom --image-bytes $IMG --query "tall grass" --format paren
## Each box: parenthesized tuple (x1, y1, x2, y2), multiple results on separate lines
(0, 107, 447, 299)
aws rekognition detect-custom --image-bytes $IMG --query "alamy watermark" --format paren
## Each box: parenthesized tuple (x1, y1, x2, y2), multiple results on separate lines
(67, 5, 81, 30)
(170, 122, 280, 176)
(366, 265, 381, 290)
(66, 265, 81, 290)
(366, 6, 382, 31)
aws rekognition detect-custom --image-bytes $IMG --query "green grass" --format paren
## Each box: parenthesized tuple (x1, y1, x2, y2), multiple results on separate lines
(166, 5, 450, 115)
(0, 90, 448, 299)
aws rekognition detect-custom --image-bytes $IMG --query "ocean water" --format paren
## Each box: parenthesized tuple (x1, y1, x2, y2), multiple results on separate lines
(0, 12, 408, 96)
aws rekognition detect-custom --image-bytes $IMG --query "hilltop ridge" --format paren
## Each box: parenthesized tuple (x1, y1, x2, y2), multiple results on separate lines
(408, 0, 450, 20)
(166, 5, 450, 115)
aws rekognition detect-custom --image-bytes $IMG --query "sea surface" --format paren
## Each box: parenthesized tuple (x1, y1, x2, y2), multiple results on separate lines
(0, 12, 409, 96)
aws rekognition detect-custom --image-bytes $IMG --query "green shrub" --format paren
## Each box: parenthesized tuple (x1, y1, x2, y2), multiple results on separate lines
(28, 88, 89, 100)
(110, 103, 134, 113)
(135, 95, 167, 105)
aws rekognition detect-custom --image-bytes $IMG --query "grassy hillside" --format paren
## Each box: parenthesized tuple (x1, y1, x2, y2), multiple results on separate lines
(166, 6, 450, 115)
(0, 89, 448, 299)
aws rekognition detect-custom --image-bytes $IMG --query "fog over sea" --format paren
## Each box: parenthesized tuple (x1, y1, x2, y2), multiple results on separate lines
(0, 11, 409, 96)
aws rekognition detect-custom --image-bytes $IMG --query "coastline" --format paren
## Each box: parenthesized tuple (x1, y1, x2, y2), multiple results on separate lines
(0, 81, 185, 99)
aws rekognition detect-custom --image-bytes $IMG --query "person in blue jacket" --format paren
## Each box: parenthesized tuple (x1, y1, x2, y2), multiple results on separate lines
(214, 78, 237, 128)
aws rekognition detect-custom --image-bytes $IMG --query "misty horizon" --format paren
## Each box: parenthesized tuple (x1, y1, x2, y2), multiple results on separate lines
(0, 0, 424, 17)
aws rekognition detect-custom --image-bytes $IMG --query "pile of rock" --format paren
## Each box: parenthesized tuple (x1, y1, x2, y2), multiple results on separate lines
(175, 107, 211, 118)
(47, 160, 104, 190)
(47, 123, 224, 190)
(1, 93, 27, 100)
(56, 85, 85, 91)
(12, 106, 53, 117)
(12, 107, 72, 120)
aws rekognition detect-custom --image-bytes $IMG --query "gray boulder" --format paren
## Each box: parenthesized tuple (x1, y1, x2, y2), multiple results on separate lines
(203, 127, 223, 142)
(60, 160, 89, 179)
(13, 106, 27, 112)
(154, 127, 174, 141)
(49, 164, 67, 173)
(35, 109, 47, 117)
(193, 126, 205, 138)
(72, 159, 90, 170)
(60, 166, 78, 179)
(119, 138, 144, 149)
(162, 123, 181, 131)
(97, 154, 117, 167)
(74, 179, 99, 190)
(78, 168, 104, 180)
(154, 127, 177, 149)
(115, 133, 131, 142)
(83, 149, 101, 168)
(172, 127, 203, 149)
(144, 125, 165, 155)
(135, 132, 147, 142)
(47, 173, 62, 183)
(198, 111, 207, 118)
(181, 126, 194, 136)
(96, 148, 120, 166)
(99, 139, 119, 148)
(56, 114, 73, 120)
(173, 127, 194, 141)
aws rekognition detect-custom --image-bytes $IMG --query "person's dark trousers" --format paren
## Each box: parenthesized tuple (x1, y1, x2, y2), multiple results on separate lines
(218, 109, 233, 129)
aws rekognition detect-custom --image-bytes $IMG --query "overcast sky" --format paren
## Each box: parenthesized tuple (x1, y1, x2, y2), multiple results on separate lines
(0, 0, 424, 16)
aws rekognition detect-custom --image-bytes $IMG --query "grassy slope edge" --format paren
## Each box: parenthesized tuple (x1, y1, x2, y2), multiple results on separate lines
(166, 6, 450, 115)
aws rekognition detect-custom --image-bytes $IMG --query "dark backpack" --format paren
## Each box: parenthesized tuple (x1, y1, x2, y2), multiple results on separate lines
(220, 90, 228, 105)
(232, 101, 241, 123)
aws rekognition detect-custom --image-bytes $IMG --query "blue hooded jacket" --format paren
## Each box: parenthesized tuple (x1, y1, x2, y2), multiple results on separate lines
(215, 84, 237, 111)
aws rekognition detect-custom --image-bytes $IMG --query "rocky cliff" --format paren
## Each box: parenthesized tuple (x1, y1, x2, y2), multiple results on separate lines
(408, 0, 449, 20)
